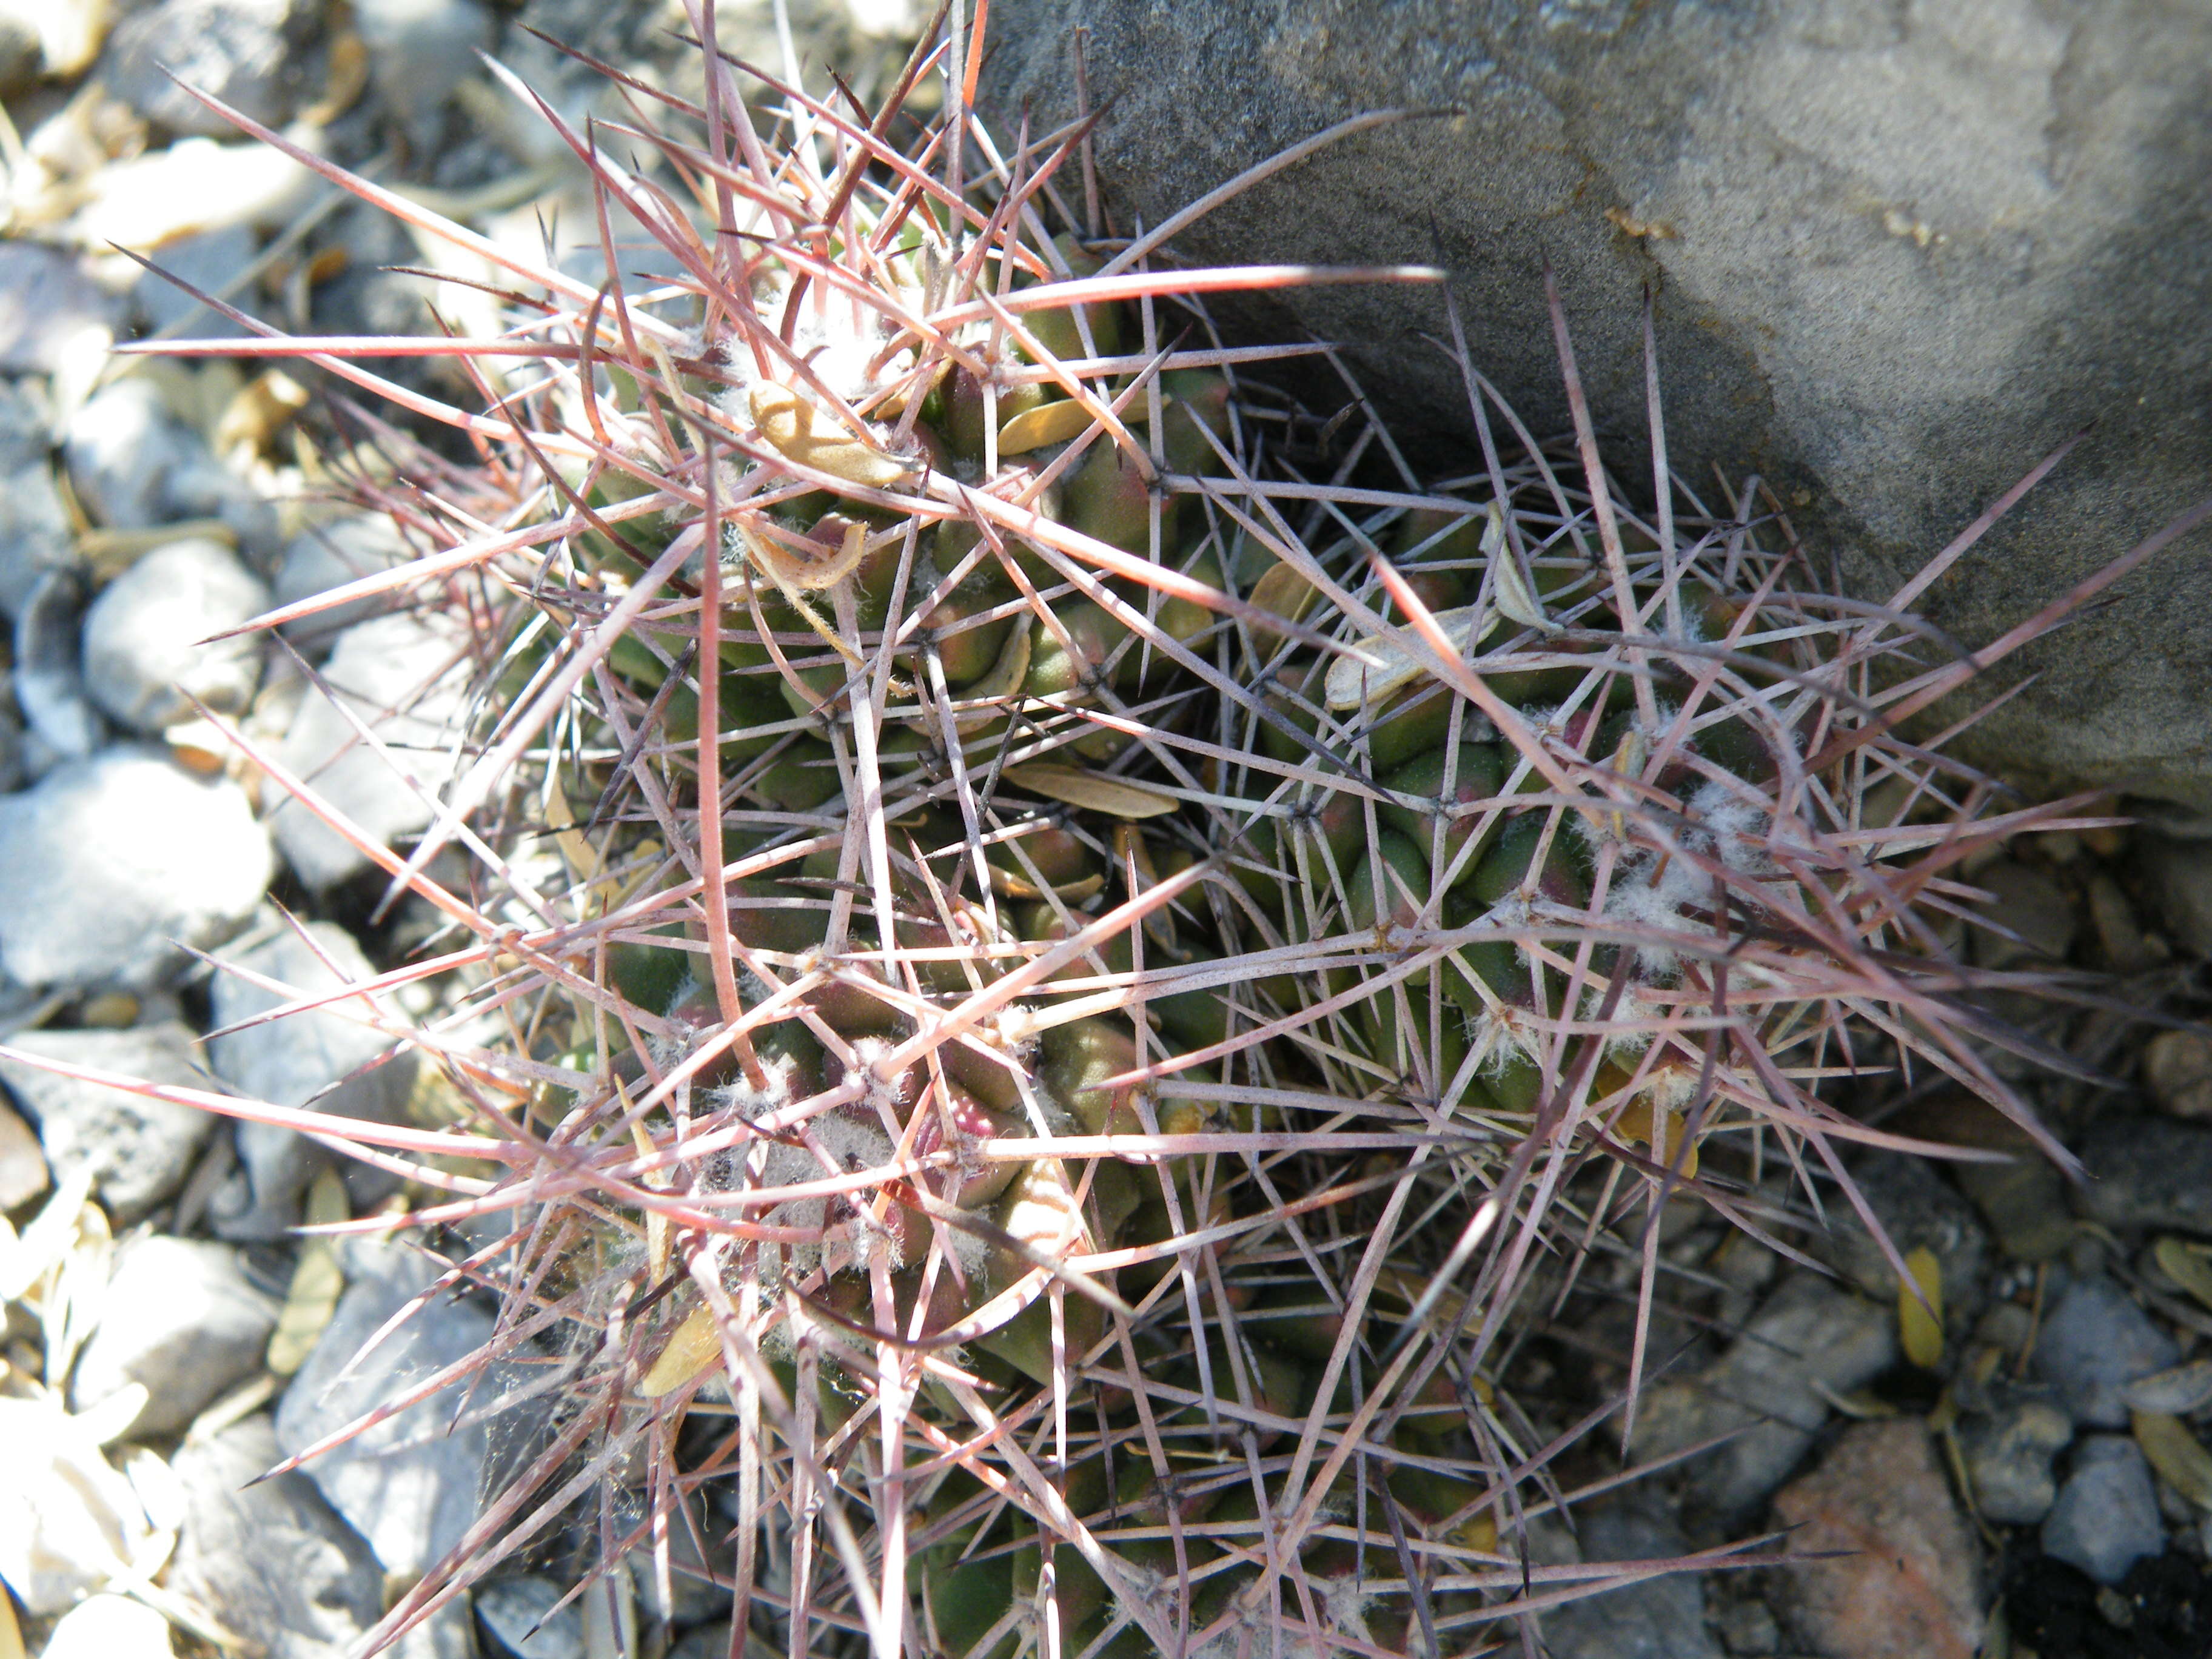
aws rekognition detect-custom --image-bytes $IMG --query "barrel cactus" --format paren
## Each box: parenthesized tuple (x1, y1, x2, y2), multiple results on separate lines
(92, 7, 2159, 1658)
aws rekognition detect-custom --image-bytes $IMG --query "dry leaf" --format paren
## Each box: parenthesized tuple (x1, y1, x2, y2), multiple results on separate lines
(1247, 560, 1319, 632)
(0, 1167, 95, 1304)
(1487, 503, 1557, 633)
(996, 397, 1094, 455)
(2134, 1409, 2212, 1507)
(1003, 763, 1178, 820)
(640, 1304, 722, 1399)
(1324, 603, 1498, 711)
(0, 1393, 154, 1614)
(736, 514, 870, 595)
(1615, 1099, 1698, 1181)
(748, 384, 916, 489)
(2156, 1236, 2212, 1315)
(267, 1166, 347, 1376)
(2122, 1359, 2212, 1416)
(987, 866, 1107, 903)
(1898, 1245, 1945, 1369)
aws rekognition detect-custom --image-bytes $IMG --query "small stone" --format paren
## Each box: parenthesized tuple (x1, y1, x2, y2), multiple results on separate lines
(64, 379, 276, 554)
(0, 1022, 216, 1223)
(1709, 1591, 1779, 1658)
(1956, 1156, 2072, 1262)
(106, 0, 304, 138)
(477, 1575, 584, 1659)
(15, 567, 104, 760)
(274, 515, 412, 646)
(2086, 871, 2156, 971)
(169, 1413, 386, 1659)
(0, 1093, 47, 1208)
(354, 0, 493, 148)
(667, 1625, 737, 1659)
(1634, 1273, 1897, 1524)
(206, 918, 416, 1240)
(134, 225, 256, 341)
(2032, 1276, 2181, 1429)
(0, 749, 271, 990)
(0, 1393, 153, 1614)
(2041, 1435, 2164, 1586)
(0, 244, 119, 376)
(268, 612, 474, 890)
(1959, 1400, 2073, 1525)
(626, 1494, 732, 1627)
(39, 1592, 175, 1659)
(82, 537, 270, 733)
(1969, 859, 2078, 968)
(0, 8, 32, 84)
(1819, 1153, 1989, 1333)
(0, 0, 109, 79)
(2076, 1114, 2212, 1233)
(1535, 1490, 1721, 1658)
(70, 138, 315, 256)
(274, 1242, 511, 1578)
(70, 1236, 279, 1438)
(2139, 834, 2212, 959)
(0, 381, 73, 626)
(1771, 1420, 1982, 1659)
(2143, 1030, 2212, 1121)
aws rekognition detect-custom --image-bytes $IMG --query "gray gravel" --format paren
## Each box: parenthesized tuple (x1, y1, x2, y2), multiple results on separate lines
(2042, 1435, 2165, 1586)
(2033, 1275, 2182, 1429)
(81, 535, 269, 732)
(69, 1234, 279, 1436)
(0, 1021, 218, 1222)
(0, 748, 270, 988)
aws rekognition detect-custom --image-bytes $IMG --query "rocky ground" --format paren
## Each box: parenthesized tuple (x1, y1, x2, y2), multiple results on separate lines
(1, 4, 2211, 1659)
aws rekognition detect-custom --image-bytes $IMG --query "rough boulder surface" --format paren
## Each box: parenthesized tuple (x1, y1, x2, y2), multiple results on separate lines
(980, 1, 2212, 817)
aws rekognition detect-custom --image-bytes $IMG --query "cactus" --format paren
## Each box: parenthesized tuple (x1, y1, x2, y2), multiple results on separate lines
(81, 7, 2184, 1658)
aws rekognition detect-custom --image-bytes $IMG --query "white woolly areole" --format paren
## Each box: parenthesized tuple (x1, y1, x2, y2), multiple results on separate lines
(1317, 1574, 1378, 1651)
(1596, 777, 1777, 978)
(709, 269, 927, 418)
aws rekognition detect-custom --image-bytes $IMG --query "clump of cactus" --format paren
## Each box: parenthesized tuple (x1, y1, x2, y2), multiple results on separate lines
(84, 5, 2186, 1656)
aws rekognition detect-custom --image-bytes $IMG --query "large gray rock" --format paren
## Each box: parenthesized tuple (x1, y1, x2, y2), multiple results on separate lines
(0, 749, 271, 990)
(206, 917, 416, 1240)
(81, 535, 270, 732)
(981, 1, 2212, 817)
(169, 1414, 387, 1659)
(0, 1022, 218, 1222)
(268, 612, 474, 890)
(70, 1235, 278, 1437)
